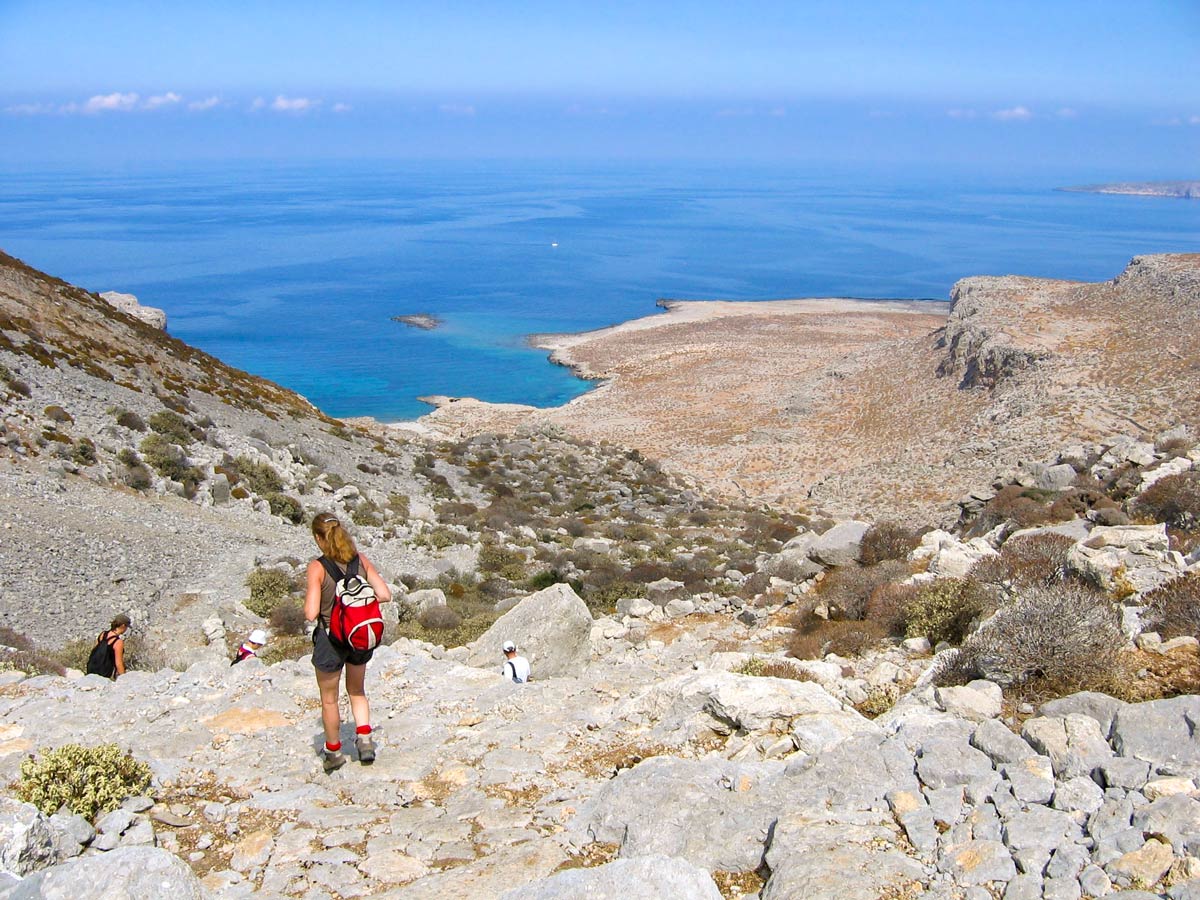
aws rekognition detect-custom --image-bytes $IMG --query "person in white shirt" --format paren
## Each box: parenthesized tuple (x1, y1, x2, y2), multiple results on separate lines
(502, 640, 530, 683)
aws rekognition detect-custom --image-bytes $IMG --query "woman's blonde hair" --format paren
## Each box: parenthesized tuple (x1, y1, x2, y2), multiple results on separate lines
(311, 513, 357, 564)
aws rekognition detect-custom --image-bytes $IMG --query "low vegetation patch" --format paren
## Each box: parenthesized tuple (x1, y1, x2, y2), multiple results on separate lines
(859, 522, 923, 566)
(18, 743, 151, 820)
(245, 567, 295, 617)
(732, 656, 814, 680)
(1134, 470, 1200, 530)
(0, 627, 65, 676)
(1143, 573, 1200, 640)
(904, 578, 987, 646)
(789, 618, 887, 660)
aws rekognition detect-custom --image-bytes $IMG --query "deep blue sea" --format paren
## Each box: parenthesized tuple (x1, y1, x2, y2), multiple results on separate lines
(0, 161, 1196, 420)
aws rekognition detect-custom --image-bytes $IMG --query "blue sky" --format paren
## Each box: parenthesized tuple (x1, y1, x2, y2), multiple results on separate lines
(1, 0, 1197, 170)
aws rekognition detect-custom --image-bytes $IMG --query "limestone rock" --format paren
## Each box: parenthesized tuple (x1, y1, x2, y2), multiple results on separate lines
(98, 291, 167, 330)
(762, 813, 926, 900)
(466, 583, 592, 678)
(0, 846, 204, 898)
(506, 855, 723, 900)
(1067, 524, 1185, 594)
(1039, 692, 1126, 739)
(1106, 837, 1173, 889)
(1021, 714, 1114, 778)
(936, 681, 1003, 722)
(971, 719, 1037, 766)
(0, 801, 54, 877)
(1110, 695, 1200, 776)
(913, 530, 999, 577)
(939, 839, 1017, 885)
(807, 521, 870, 567)
(406, 588, 448, 615)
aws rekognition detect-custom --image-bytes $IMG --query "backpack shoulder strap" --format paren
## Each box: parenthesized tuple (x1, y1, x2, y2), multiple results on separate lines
(346, 555, 361, 578)
(506, 660, 516, 680)
(317, 556, 344, 584)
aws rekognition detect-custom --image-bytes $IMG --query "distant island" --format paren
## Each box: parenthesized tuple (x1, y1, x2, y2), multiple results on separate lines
(1058, 180, 1200, 199)
(391, 313, 443, 330)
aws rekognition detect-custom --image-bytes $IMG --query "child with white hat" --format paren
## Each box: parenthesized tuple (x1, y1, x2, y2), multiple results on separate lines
(232, 629, 269, 665)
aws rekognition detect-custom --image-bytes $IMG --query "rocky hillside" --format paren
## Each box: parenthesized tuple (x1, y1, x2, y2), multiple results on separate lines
(2, 249, 1200, 899)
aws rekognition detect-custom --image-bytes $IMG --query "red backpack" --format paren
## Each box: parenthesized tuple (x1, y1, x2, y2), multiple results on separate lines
(319, 555, 384, 652)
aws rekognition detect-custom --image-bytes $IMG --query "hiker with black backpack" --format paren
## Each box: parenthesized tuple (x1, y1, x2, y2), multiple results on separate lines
(305, 512, 392, 773)
(85, 614, 130, 680)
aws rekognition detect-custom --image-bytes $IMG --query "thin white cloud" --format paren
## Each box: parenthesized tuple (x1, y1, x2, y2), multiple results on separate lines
(992, 105, 1033, 121)
(143, 92, 181, 110)
(332, 102, 352, 113)
(715, 107, 756, 118)
(1190, 115, 1200, 126)
(250, 97, 266, 111)
(4, 102, 55, 115)
(1056, 107, 1079, 119)
(439, 103, 476, 116)
(767, 107, 787, 118)
(188, 96, 221, 112)
(271, 95, 318, 112)
(84, 92, 140, 113)
(946, 108, 978, 119)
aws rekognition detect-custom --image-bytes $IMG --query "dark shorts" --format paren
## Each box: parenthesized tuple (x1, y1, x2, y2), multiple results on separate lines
(311, 626, 374, 673)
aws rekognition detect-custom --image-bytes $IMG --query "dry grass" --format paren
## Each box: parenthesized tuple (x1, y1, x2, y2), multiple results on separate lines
(713, 868, 767, 899)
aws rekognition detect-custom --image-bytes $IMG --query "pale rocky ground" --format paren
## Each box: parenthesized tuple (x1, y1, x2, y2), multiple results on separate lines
(421, 255, 1200, 524)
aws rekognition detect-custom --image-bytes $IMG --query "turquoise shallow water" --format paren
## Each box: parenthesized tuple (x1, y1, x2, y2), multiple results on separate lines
(0, 161, 1196, 420)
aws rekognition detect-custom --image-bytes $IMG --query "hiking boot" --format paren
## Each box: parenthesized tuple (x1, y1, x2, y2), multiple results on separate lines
(322, 748, 347, 773)
(356, 733, 376, 765)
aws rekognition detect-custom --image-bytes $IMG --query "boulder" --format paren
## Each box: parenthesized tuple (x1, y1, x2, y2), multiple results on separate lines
(911, 530, 998, 578)
(1037, 464, 1078, 492)
(506, 855, 723, 900)
(762, 813, 926, 900)
(1039, 692, 1126, 739)
(572, 537, 615, 555)
(645, 579, 686, 606)
(971, 719, 1037, 766)
(0, 801, 54, 877)
(616, 598, 655, 619)
(807, 521, 870, 567)
(936, 681, 1002, 722)
(1111, 696, 1200, 776)
(1067, 524, 1185, 594)
(0, 846, 204, 898)
(465, 583, 592, 678)
(761, 537, 824, 582)
(1137, 456, 1193, 494)
(406, 589, 447, 615)
(1020, 714, 1114, 779)
(938, 839, 1017, 885)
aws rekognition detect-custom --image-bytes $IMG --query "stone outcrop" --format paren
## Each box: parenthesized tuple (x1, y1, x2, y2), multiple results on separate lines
(936, 276, 1048, 388)
(464, 583, 593, 677)
(98, 291, 168, 330)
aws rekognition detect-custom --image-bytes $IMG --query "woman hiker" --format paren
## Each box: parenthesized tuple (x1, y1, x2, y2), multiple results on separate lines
(305, 512, 392, 772)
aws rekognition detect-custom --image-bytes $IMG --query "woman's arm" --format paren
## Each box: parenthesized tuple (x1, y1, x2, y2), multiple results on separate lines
(305, 560, 325, 621)
(114, 638, 126, 676)
(360, 555, 392, 603)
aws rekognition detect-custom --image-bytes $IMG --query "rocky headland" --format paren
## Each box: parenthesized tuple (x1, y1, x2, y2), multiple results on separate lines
(1, 248, 1200, 899)
(391, 315, 443, 331)
(1058, 182, 1200, 200)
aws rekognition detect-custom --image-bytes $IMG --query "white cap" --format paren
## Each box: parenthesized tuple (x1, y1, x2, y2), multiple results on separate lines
(249, 629, 269, 645)
(502, 640, 516, 653)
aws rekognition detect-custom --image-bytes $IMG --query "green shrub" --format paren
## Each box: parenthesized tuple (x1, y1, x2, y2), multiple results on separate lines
(147, 410, 194, 445)
(266, 492, 305, 524)
(904, 578, 987, 646)
(43, 405, 73, 424)
(114, 410, 146, 431)
(245, 567, 294, 617)
(351, 501, 383, 527)
(232, 455, 284, 495)
(17, 743, 151, 820)
(859, 522, 922, 566)
(478, 544, 529, 582)
(116, 449, 153, 491)
(387, 493, 411, 521)
(71, 438, 97, 466)
(864, 581, 920, 636)
(416, 526, 463, 550)
(269, 598, 307, 636)
(139, 434, 187, 480)
(815, 560, 911, 621)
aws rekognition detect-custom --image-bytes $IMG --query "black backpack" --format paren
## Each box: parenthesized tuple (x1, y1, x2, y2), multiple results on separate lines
(86, 632, 119, 678)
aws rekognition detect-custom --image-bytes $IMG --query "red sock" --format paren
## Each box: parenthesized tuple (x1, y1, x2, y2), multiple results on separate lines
(325, 741, 341, 752)
(356, 725, 372, 735)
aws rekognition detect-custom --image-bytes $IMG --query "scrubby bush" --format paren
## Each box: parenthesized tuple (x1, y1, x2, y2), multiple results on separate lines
(788, 618, 888, 660)
(18, 743, 151, 820)
(970, 533, 1075, 591)
(139, 434, 187, 479)
(245, 567, 294, 617)
(387, 493, 411, 521)
(904, 578, 987, 646)
(121, 634, 173, 672)
(71, 438, 97, 466)
(117, 448, 153, 491)
(265, 492, 304, 524)
(147, 409, 194, 445)
(269, 598, 308, 636)
(43, 405, 73, 424)
(859, 522, 922, 566)
(855, 685, 901, 719)
(1134, 471, 1200, 530)
(114, 410, 146, 431)
(938, 582, 1122, 690)
(232, 455, 284, 495)
(1143, 573, 1200, 640)
(864, 581, 920, 636)
(419, 605, 462, 630)
(478, 544, 529, 582)
(815, 560, 911, 621)
(733, 657, 814, 680)
(0, 627, 65, 676)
